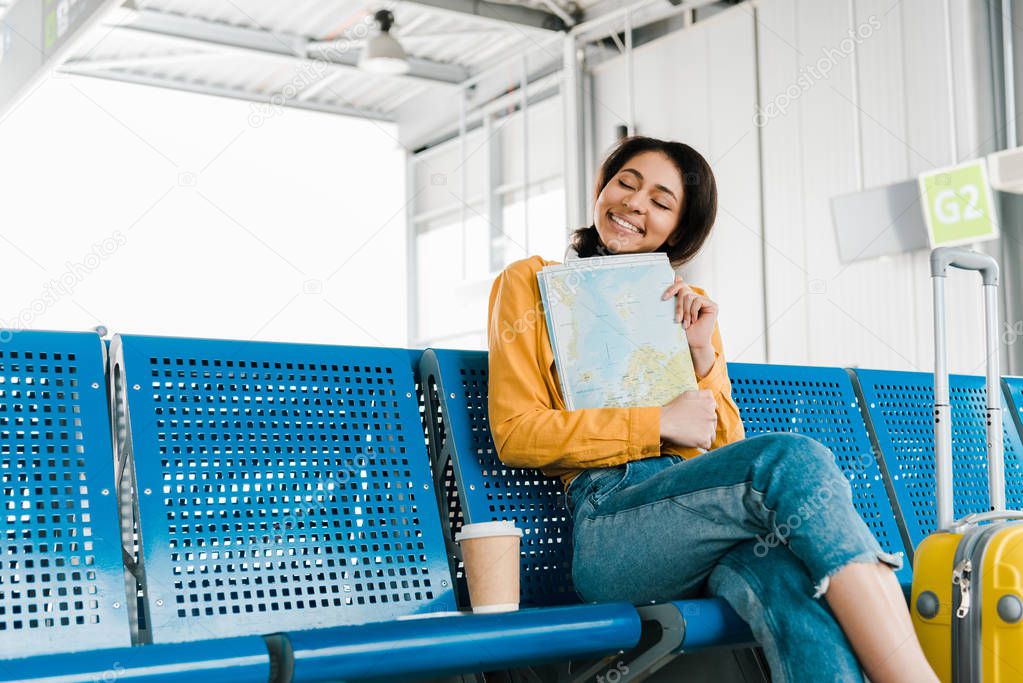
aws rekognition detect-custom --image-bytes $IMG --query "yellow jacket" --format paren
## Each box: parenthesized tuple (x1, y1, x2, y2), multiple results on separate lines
(487, 255, 746, 492)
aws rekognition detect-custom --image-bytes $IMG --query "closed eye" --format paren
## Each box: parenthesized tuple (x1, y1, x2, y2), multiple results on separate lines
(618, 179, 670, 210)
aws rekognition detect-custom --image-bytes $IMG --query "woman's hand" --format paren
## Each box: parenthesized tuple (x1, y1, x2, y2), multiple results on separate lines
(659, 389, 718, 450)
(661, 274, 717, 350)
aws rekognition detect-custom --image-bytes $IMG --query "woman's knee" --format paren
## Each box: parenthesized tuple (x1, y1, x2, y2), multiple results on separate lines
(749, 433, 842, 481)
(721, 538, 806, 581)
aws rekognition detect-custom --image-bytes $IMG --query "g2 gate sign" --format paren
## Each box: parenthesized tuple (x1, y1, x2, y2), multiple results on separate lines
(918, 160, 999, 248)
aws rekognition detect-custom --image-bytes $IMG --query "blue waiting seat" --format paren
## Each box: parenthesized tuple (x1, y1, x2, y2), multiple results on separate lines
(418, 349, 575, 609)
(2, 332, 641, 682)
(104, 334, 640, 679)
(419, 350, 918, 675)
(0, 330, 272, 683)
(729, 363, 912, 590)
(0, 330, 128, 657)
(280, 601, 640, 682)
(5, 637, 273, 683)
(850, 369, 1023, 558)
(420, 349, 762, 677)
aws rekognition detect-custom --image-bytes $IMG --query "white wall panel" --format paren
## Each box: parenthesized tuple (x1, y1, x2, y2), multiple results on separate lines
(500, 95, 564, 185)
(413, 128, 486, 216)
(704, 8, 765, 364)
(828, 0, 920, 371)
(948, 0, 1004, 376)
(792, 2, 869, 367)
(754, 0, 994, 373)
(901, 0, 961, 372)
(902, 0, 991, 375)
(754, 0, 809, 364)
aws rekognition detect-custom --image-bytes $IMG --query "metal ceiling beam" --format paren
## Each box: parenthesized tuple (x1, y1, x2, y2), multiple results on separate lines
(394, 0, 567, 32)
(306, 28, 507, 50)
(572, 0, 722, 43)
(101, 8, 468, 86)
(63, 52, 216, 72)
(59, 66, 396, 122)
(296, 69, 347, 101)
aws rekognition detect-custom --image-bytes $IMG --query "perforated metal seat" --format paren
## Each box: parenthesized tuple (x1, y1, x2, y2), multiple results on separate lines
(0, 331, 274, 683)
(419, 348, 756, 659)
(851, 369, 1023, 557)
(729, 363, 912, 589)
(0, 330, 130, 658)
(283, 601, 641, 683)
(0, 334, 641, 683)
(420, 349, 576, 608)
(96, 334, 640, 681)
(111, 335, 459, 643)
(421, 350, 919, 663)
(0, 635, 271, 683)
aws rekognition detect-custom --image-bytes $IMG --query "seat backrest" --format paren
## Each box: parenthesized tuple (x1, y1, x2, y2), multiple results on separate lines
(422, 350, 915, 602)
(851, 369, 1023, 552)
(420, 349, 575, 608)
(0, 330, 130, 657)
(111, 334, 457, 644)
(727, 363, 912, 586)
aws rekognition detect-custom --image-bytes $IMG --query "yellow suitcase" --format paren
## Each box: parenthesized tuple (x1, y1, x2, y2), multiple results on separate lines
(910, 247, 1023, 682)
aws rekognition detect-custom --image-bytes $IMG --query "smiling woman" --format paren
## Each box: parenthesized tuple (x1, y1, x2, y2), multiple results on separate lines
(570, 136, 718, 266)
(486, 135, 940, 682)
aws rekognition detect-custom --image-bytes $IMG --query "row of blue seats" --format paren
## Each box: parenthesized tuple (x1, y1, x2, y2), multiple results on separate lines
(3, 330, 1022, 681)
(0, 331, 639, 683)
(419, 349, 1023, 671)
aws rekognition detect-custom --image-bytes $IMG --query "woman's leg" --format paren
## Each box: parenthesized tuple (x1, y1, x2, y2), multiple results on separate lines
(570, 433, 902, 604)
(569, 433, 936, 680)
(708, 539, 864, 683)
(825, 561, 938, 683)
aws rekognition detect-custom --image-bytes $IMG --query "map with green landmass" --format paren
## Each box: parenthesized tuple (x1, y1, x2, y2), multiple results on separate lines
(537, 253, 698, 410)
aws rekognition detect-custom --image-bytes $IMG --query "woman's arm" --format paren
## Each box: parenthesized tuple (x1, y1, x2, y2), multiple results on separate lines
(661, 278, 747, 451)
(693, 320, 746, 450)
(487, 260, 663, 470)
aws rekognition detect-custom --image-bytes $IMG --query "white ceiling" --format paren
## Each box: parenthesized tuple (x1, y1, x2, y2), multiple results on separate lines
(60, 0, 588, 121)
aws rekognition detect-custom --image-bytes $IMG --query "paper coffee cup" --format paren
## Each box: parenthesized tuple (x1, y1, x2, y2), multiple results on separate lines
(454, 521, 523, 613)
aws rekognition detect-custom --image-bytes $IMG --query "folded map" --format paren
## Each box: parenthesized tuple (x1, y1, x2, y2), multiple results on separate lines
(536, 252, 698, 410)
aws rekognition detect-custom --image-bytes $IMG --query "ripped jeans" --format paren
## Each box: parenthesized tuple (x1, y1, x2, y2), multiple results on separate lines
(565, 433, 904, 683)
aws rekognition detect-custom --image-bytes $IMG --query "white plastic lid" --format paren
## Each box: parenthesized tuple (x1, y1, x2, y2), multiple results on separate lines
(454, 520, 523, 542)
(472, 603, 519, 613)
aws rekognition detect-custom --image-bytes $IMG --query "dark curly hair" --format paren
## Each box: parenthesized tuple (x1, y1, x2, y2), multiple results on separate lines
(570, 136, 717, 268)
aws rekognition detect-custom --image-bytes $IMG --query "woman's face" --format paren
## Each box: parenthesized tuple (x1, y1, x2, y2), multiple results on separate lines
(592, 150, 683, 254)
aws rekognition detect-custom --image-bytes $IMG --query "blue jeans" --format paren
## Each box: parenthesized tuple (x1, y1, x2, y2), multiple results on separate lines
(565, 433, 905, 683)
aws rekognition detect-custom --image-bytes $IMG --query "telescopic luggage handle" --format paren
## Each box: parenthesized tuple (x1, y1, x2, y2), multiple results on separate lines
(930, 248, 1000, 285)
(930, 246, 1004, 531)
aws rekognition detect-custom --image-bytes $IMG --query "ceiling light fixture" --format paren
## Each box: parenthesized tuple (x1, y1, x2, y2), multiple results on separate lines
(358, 9, 410, 75)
